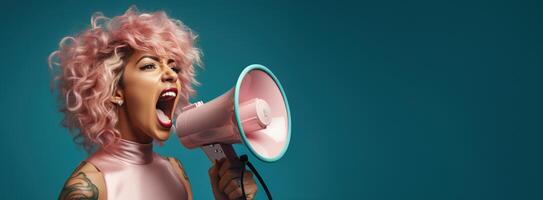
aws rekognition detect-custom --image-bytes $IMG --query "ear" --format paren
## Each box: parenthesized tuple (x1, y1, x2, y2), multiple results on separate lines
(110, 87, 124, 106)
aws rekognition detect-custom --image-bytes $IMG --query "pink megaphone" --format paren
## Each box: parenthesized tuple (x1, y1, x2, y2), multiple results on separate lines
(175, 64, 291, 162)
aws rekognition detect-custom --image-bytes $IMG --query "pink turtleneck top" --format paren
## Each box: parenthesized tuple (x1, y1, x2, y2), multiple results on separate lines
(86, 139, 188, 200)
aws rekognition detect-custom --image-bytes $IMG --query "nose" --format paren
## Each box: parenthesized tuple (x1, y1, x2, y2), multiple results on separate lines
(161, 65, 178, 83)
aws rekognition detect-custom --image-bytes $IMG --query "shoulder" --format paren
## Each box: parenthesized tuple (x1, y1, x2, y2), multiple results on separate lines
(164, 156, 193, 199)
(165, 156, 190, 181)
(58, 161, 106, 200)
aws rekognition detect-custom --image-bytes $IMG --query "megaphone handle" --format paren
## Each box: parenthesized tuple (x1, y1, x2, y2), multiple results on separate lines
(201, 143, 238, 162)
(202, 144, 273, 200)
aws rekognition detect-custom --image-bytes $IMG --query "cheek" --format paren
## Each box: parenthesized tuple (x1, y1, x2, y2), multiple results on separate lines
(173, 81, 182, 107)
(123, 77, 158, 127)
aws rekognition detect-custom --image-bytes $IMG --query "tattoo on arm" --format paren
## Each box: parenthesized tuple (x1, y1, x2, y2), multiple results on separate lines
(72, 162, 86, 174)
(59, 172, 99, 200)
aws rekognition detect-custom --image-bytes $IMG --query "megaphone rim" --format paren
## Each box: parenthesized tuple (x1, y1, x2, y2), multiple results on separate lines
(234, 64, 291, 162)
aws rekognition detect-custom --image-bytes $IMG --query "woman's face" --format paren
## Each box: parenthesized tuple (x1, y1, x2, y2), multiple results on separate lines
(118, 50, 182, 142)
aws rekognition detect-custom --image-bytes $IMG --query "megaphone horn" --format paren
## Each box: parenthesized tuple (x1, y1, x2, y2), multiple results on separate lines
(175, 64, 291, 163)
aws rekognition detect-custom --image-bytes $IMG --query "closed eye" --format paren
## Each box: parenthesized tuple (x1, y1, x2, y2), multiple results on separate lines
(140, 63, 156, 71)
(168, 59, 180, 73)
(170, 66, 180, 73)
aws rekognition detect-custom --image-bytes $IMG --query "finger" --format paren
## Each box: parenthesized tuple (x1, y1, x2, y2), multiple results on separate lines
(224, 173, 255, 195)
(219, 169, 254, 192)
(219, 169, 240, 192)
(208, 160, 218, 177)
(246, 192, 256, 200)
(208, 160, 222, 185)
(219, 158, 242, 178)
(243, 179, 258, 200)
(227, 181, 257, 200)
(241, 171, 257, 200)
(227, 186, 243, 200)
(243, 170, 254, 179)
(242, 188, 257, 200)
(219, 171, 254, 194)
(224, 178, 241, 195)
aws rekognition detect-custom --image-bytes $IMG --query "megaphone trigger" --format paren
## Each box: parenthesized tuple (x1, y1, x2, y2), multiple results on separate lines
(200, 143, 238, 162)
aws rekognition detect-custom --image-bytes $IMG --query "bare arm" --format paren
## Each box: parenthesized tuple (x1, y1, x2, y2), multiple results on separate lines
(168, 157, 193, 200)
(58, 162, 106, 200)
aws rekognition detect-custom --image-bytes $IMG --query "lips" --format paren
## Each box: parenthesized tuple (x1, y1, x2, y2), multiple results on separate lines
(156, 87, 177, 129)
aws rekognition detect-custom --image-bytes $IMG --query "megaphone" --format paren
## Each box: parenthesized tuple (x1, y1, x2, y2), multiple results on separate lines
(175, 64, 291, 163)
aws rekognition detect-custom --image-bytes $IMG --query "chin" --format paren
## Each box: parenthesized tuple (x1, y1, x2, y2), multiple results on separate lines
(148, 125, 171, 142)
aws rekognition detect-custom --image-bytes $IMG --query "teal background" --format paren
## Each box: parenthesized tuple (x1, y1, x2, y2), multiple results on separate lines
(1, 0, 542, 199)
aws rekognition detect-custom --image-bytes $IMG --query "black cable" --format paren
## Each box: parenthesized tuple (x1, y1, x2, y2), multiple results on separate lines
(241, 157, 247, 200)
(240, 154, 272, 200)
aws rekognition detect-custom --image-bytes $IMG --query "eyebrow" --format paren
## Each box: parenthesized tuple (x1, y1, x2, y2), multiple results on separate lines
(136, 55, 176, 65)
(136, 55, 160, 64)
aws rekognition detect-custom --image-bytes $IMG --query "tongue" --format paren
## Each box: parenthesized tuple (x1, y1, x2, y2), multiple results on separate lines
(156, 109, 171, 124)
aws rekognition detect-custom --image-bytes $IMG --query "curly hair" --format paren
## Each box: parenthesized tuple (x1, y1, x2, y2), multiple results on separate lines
(49, 7, 202, 153)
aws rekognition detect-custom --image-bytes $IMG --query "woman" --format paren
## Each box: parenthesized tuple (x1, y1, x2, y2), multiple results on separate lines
(50, 7, 257, 200)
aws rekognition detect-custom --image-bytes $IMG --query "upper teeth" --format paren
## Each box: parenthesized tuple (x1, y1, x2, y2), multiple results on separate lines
(162, 91, 176, 97)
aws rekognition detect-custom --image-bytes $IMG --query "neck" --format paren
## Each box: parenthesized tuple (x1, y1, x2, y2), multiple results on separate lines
(116, 105, 153, 144)
(104, 137, 154, 165)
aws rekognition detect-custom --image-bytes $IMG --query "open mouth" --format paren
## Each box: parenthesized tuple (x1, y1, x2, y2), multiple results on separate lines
(156, 88, 177, 129)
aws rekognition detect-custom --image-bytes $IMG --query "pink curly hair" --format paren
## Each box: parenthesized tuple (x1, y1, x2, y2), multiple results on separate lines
(49, 7, 202, 153)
